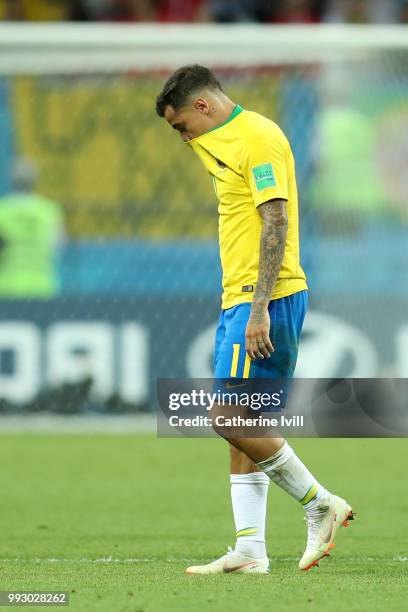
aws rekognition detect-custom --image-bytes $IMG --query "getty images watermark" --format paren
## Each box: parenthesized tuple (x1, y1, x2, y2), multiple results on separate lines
(156, 378, 408, 438)
(165, 388, 302, 430)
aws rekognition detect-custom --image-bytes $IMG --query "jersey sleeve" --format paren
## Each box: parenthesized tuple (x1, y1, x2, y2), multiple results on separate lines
(241, 129, 289, 207)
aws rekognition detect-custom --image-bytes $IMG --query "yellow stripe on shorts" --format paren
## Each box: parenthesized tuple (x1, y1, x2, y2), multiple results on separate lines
(230, 344, 251, 378)
(243, 353, 251, 378)
(230, 343, 240, 377)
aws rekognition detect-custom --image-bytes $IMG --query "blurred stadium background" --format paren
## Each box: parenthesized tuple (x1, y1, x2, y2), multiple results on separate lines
(0, 0, 407, 416)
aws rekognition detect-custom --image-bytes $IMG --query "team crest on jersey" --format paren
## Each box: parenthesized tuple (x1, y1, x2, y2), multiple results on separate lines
(252, 163, 276, 190)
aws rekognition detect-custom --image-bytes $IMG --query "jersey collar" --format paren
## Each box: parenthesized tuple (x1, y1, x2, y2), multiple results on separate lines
(204, 104, 244, 134)
(187, 104, 244, 143)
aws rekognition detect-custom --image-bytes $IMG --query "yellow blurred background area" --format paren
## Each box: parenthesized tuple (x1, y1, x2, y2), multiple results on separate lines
(13, 73, 279, 238)
(0, 0, 69, 21)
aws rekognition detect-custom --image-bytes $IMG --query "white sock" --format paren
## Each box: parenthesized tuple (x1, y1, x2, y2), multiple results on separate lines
(230, 472, 269, 559)
(257, 442, 329, 508)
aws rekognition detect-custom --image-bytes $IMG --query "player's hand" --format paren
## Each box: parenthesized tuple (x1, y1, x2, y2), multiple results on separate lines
(245, 306, 274, 361)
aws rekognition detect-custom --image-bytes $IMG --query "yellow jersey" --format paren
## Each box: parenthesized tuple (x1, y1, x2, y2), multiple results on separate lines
(187, 105, 307, 310)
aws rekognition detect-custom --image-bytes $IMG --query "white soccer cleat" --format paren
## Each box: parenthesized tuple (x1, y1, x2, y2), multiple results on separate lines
(185, 547, 269, 575)
(299, 494, 354, 571)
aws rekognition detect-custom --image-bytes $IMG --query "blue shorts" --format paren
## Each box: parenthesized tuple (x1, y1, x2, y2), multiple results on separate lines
(214, 290, 308, 380)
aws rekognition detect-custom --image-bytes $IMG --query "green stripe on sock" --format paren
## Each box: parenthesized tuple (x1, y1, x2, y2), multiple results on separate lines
(300, 484, 319, 505)
(236, 527, 258, 538)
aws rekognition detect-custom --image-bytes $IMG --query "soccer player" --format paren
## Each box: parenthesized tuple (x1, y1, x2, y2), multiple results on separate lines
(156, 65, 353, 574)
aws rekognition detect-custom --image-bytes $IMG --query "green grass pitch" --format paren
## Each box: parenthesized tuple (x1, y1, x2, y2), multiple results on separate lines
(0, 434, 407, 611)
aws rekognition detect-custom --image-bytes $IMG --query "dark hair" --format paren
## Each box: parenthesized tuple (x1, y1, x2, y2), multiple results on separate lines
(155, 64, 223, 117)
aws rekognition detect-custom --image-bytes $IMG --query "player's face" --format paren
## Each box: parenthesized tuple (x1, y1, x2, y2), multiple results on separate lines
(164, 102, 212, 142)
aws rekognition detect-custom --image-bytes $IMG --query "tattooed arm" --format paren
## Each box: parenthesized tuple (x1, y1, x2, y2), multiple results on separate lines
(245, 199, 288, 360)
